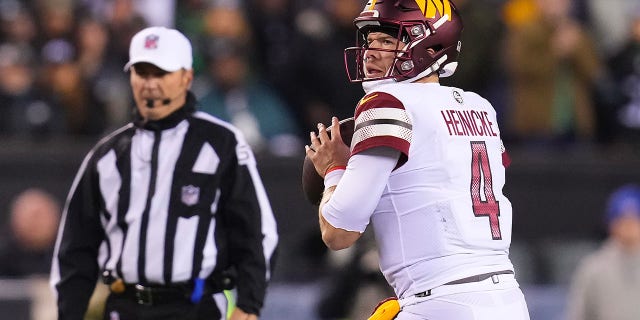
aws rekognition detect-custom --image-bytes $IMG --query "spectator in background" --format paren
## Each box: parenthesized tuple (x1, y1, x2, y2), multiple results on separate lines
(75, 17, 132, 130)
(97, 0, 148, 66)
(0, 1, 38, 48)
(607, 9, 640, 145)
(0, 42, 66, 137)
(199, 5, 252, 85)
(203, 5, 251, 46)
(586, 0, 638, 57)
(245, 0, 304, 126)
(0, 187, 61, 320)
(566, 184, 640, 320)
(0, 188, 61, 277)
(33, 0, 76, 48)
(504, 0, 602, 146)
(501, 0, 539, 29)
(175, 0, 216, 74)
(38, 38, 107, 136)
(199, 37, 302, 157)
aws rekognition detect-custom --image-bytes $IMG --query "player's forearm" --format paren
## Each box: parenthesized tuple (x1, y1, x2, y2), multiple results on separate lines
(318, 186, 360, 250)
(318, 186, 336, 247)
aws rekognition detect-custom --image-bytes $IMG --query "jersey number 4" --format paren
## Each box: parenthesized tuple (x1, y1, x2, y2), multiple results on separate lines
(470, 141, 501, 240)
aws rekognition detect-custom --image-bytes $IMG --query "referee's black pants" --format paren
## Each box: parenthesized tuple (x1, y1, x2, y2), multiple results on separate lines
(102, 292, 224, 320)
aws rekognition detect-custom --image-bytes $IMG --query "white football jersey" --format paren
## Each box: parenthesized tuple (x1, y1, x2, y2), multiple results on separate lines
(348, 82, 514, 298)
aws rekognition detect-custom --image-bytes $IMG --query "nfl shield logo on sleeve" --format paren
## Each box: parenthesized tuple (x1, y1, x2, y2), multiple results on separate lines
(181, 185, 200, 206)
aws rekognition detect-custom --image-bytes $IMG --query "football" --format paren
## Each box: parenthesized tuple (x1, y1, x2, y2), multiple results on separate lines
(302, 117, 355, 205)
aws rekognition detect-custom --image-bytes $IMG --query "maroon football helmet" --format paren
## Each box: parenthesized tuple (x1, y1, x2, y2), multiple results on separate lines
(344, 0, 463, 83)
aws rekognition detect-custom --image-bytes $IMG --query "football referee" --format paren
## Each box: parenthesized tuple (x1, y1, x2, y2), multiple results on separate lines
(50, 26, 278, 320)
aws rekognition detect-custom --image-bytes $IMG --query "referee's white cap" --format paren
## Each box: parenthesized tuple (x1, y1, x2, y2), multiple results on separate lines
(124, 26, 193, 72)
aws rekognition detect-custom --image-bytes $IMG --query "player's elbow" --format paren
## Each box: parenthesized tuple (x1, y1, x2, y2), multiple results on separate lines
(322, 235, 351, 251)
(322, 229, 360, 251)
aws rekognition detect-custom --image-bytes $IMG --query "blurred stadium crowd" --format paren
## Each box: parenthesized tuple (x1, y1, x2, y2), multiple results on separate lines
(2, 0, 640, 319)
(1, 0, 640, 152)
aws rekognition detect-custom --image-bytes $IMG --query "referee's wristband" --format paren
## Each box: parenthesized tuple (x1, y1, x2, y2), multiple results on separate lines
(324, 168, 345, 190)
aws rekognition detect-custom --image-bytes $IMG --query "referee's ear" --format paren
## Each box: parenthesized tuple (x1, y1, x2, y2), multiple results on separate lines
(182, 68, 194, 89)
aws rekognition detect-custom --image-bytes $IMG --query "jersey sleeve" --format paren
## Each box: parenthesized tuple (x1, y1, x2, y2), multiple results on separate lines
(51, 150, 103, 320)
(352, 92, 411, 168)
(223, 137, 278, 315)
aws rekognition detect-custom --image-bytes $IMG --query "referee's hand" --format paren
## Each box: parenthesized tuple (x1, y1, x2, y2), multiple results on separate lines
(229, 307, 258, 320)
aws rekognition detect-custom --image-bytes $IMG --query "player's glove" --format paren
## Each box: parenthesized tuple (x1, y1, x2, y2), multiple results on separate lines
(367, 297, 400, 320)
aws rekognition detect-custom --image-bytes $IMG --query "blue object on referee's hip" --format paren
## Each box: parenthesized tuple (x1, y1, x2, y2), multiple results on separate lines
(190, 278, 205, 303)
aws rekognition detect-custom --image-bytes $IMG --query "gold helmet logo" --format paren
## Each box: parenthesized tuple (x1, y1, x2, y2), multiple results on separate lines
(366, 0, 378, 11)
(366, 0, 452, 20)
(419, 0, 452, 20)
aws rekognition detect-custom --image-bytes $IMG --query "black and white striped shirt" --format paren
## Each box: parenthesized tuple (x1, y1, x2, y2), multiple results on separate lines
(51, 93, 278, 319)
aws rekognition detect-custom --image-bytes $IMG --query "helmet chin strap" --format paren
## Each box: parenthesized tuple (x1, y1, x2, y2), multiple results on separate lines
(438, 62, 458, 78)
(399, 55, 451, 83)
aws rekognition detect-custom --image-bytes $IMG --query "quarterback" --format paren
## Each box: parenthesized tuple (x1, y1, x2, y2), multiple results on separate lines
(305, 0, 531, 319)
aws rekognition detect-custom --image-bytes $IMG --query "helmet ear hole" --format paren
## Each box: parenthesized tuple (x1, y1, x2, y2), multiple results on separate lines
(429, 45, 443, 53)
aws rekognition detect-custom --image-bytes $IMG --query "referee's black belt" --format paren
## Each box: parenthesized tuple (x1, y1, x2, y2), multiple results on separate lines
(414, 270, 514, 298)
(117, 282, 220, 306)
